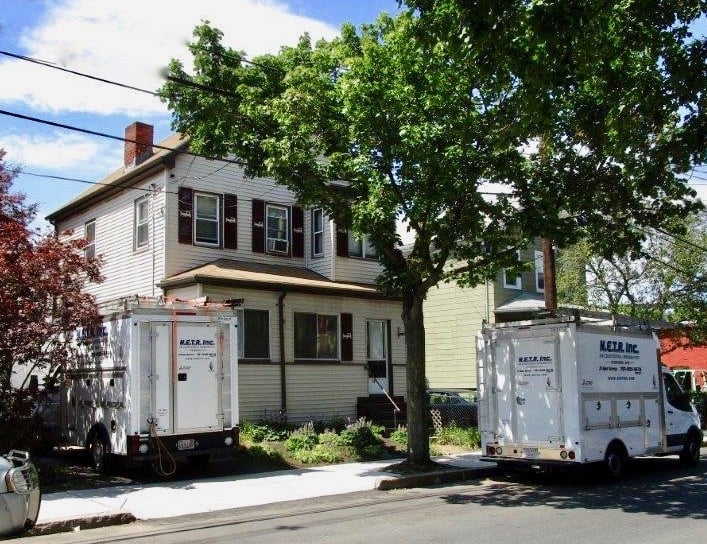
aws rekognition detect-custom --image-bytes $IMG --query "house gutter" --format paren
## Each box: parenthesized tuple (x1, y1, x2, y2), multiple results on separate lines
(278, 291, 287, 412)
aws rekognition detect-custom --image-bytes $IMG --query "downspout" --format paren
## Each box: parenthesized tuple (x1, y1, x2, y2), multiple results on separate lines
(278, 291, 287, 412)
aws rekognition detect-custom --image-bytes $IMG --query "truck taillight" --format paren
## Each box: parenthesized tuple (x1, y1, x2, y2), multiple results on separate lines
(486, 445, 501, 456)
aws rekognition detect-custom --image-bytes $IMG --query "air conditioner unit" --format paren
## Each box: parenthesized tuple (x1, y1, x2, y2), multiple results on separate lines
(267, 238, 289, 254)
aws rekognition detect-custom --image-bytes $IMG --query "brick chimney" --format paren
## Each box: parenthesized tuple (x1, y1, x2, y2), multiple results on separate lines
(124, 122, 154, 167)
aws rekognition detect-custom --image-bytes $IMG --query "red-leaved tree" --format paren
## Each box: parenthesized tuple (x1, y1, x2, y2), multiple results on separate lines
(0, 149, 103, 451)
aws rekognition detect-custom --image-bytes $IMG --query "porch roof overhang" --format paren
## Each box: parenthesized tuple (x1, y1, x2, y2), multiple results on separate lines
(494, 292, 547, 314)
(159, 258, 399, 301)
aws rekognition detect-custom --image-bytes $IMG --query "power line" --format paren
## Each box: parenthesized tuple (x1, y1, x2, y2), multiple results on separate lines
(0, 50, 159, 96)
(0, 108, 246, 167)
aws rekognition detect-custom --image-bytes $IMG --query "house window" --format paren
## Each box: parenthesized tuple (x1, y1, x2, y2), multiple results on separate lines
(134, 196, 149, 249)
(311, 208, 324, 257)
(348, 232, 378, 259)
(535, 250, 545, 293)
(194, 192, 220, 246)
(503, 250, 522, 290)
(236, 309, 270, 359)
(84, 220, 95, 260)
(266, 204, 289, 254)
(294, 313, 338, 360)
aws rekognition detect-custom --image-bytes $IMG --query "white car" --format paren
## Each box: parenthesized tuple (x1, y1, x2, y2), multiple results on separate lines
(0, 450, 41, 536)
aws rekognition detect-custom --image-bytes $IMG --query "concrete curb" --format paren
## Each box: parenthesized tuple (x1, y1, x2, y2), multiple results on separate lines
(375, 466, 497, 491)
(28, 511, 136, 536)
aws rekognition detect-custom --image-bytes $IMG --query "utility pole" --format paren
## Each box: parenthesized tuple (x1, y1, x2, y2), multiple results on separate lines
(543, 237, 557, 312)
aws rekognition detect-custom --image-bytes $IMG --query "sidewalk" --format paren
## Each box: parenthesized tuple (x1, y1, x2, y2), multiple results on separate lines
(31, 451, 494, 535)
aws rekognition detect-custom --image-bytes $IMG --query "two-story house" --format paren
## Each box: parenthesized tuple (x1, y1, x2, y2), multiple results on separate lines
(424, 246, 546, 391)
(47, 122, 405, 425)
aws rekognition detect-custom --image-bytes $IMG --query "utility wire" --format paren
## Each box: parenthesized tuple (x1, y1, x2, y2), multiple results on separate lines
(0, 50, 159, 96)
(0, 108, 246, 167)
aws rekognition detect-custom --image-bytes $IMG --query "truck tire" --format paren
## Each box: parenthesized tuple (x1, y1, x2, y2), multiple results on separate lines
(88, 429, 112, 474)
(679, 432, 701, 467)
(604, 443, 626, 480)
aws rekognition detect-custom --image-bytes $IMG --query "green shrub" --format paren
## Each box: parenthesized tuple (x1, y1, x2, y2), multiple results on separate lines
(318, 431, 344, 448)
(292, 444, 343, 464)
(245, 444, 288, 467)
(431, 425, 480, 449)
(339, 417, 384, 454)
(284, 422, 319, 452)
(389, 426, 407, 445)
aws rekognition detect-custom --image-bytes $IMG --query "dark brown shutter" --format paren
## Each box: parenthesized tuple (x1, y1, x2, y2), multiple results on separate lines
(340, 313, 353, 362)
(178, 186, 193, 245)
(223, 193, 237, 249)
(336, 226, 349, 257)
(291, 206, 304, 258)
(251, 199, 265, 253)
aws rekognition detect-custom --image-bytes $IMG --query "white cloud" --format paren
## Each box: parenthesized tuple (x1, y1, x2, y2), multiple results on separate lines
(3, 131, 120, 172)
(0, 0, 339, 116)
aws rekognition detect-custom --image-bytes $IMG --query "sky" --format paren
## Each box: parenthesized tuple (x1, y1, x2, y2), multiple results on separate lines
(0, 1, 705, 231)
(0, 0, 402, 228)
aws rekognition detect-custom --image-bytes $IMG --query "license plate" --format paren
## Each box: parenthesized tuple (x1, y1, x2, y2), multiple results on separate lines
(523, 447, 539, 458)
(177, 439, 195, 451)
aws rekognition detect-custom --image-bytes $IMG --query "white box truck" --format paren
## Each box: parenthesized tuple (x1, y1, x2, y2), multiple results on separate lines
(58, 297, 239, 473)
(477, 317, 702, 478)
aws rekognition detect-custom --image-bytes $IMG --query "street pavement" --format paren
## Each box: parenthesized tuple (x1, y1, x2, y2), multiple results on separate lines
(31, 451, 494, 536)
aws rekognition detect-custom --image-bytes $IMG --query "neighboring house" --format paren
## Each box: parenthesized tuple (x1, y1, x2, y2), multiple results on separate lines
(46, 122, 405, 424)
(660, 333, 707, 392)
(424, 246, 546, 391)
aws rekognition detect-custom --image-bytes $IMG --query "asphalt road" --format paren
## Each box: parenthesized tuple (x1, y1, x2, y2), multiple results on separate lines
(18, 453, 707, 544)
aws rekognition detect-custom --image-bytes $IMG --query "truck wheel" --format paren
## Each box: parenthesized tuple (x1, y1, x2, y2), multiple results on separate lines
(88, 432, 112, 474)
(679, 432, 701, 467)
(604, 443, 626, 480)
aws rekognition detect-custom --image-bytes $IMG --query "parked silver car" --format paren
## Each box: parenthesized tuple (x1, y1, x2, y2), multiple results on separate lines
(0, 450, 41, 536)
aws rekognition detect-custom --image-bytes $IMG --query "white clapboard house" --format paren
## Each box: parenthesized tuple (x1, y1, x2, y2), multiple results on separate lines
(47, 122, 406, 425)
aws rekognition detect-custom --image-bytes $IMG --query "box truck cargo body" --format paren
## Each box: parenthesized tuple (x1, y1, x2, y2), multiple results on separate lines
(477, 318, 702, 477)
(60, 298, 239, 472)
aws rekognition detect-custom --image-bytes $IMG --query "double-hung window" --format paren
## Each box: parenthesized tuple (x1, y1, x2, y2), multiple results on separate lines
(236, 309, 270, 359)
(266, 204, 289, 254)
(348, 232, 378, 259)
(311, 208, 323, 257)
(84, 220, 95, 260)
(194, 192, 220, 246)
(294, 313, 338, 360)
(134, 196, 149, 249)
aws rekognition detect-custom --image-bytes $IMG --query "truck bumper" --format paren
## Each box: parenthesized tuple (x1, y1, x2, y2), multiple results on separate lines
(127, 427, 240, 462)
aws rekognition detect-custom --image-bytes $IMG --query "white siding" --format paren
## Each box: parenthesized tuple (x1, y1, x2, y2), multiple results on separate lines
(54, 173, 167, 304)
(164, 156, 303, 277)
(424, 279, 488, 390)
(238, 364, 282, 422)
(285, 364, 367, 422)
(334, 255, 383, 285)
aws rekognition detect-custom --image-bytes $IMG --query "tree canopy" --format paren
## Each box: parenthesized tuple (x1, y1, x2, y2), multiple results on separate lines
(0, 150, 102, 451)
(160, 1, 705, 465)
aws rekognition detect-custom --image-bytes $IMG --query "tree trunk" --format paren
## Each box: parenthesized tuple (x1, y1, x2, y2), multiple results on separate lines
(402, 290, 431, 466)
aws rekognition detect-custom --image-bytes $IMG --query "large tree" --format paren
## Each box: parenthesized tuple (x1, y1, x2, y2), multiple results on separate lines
(160, 2, 703, 465)
(0, 150, 102, 451)
(557, 213, 707, 340)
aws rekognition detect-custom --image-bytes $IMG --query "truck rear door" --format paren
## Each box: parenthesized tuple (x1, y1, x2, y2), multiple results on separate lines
(150, 321, 222, 434)
(492, 331, 563, 445)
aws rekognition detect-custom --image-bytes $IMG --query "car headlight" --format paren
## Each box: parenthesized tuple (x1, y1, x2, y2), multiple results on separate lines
(5, 467, 29, 494)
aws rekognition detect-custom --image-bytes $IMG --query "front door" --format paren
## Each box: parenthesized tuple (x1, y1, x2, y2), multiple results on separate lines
(367, 320, 389, 395)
